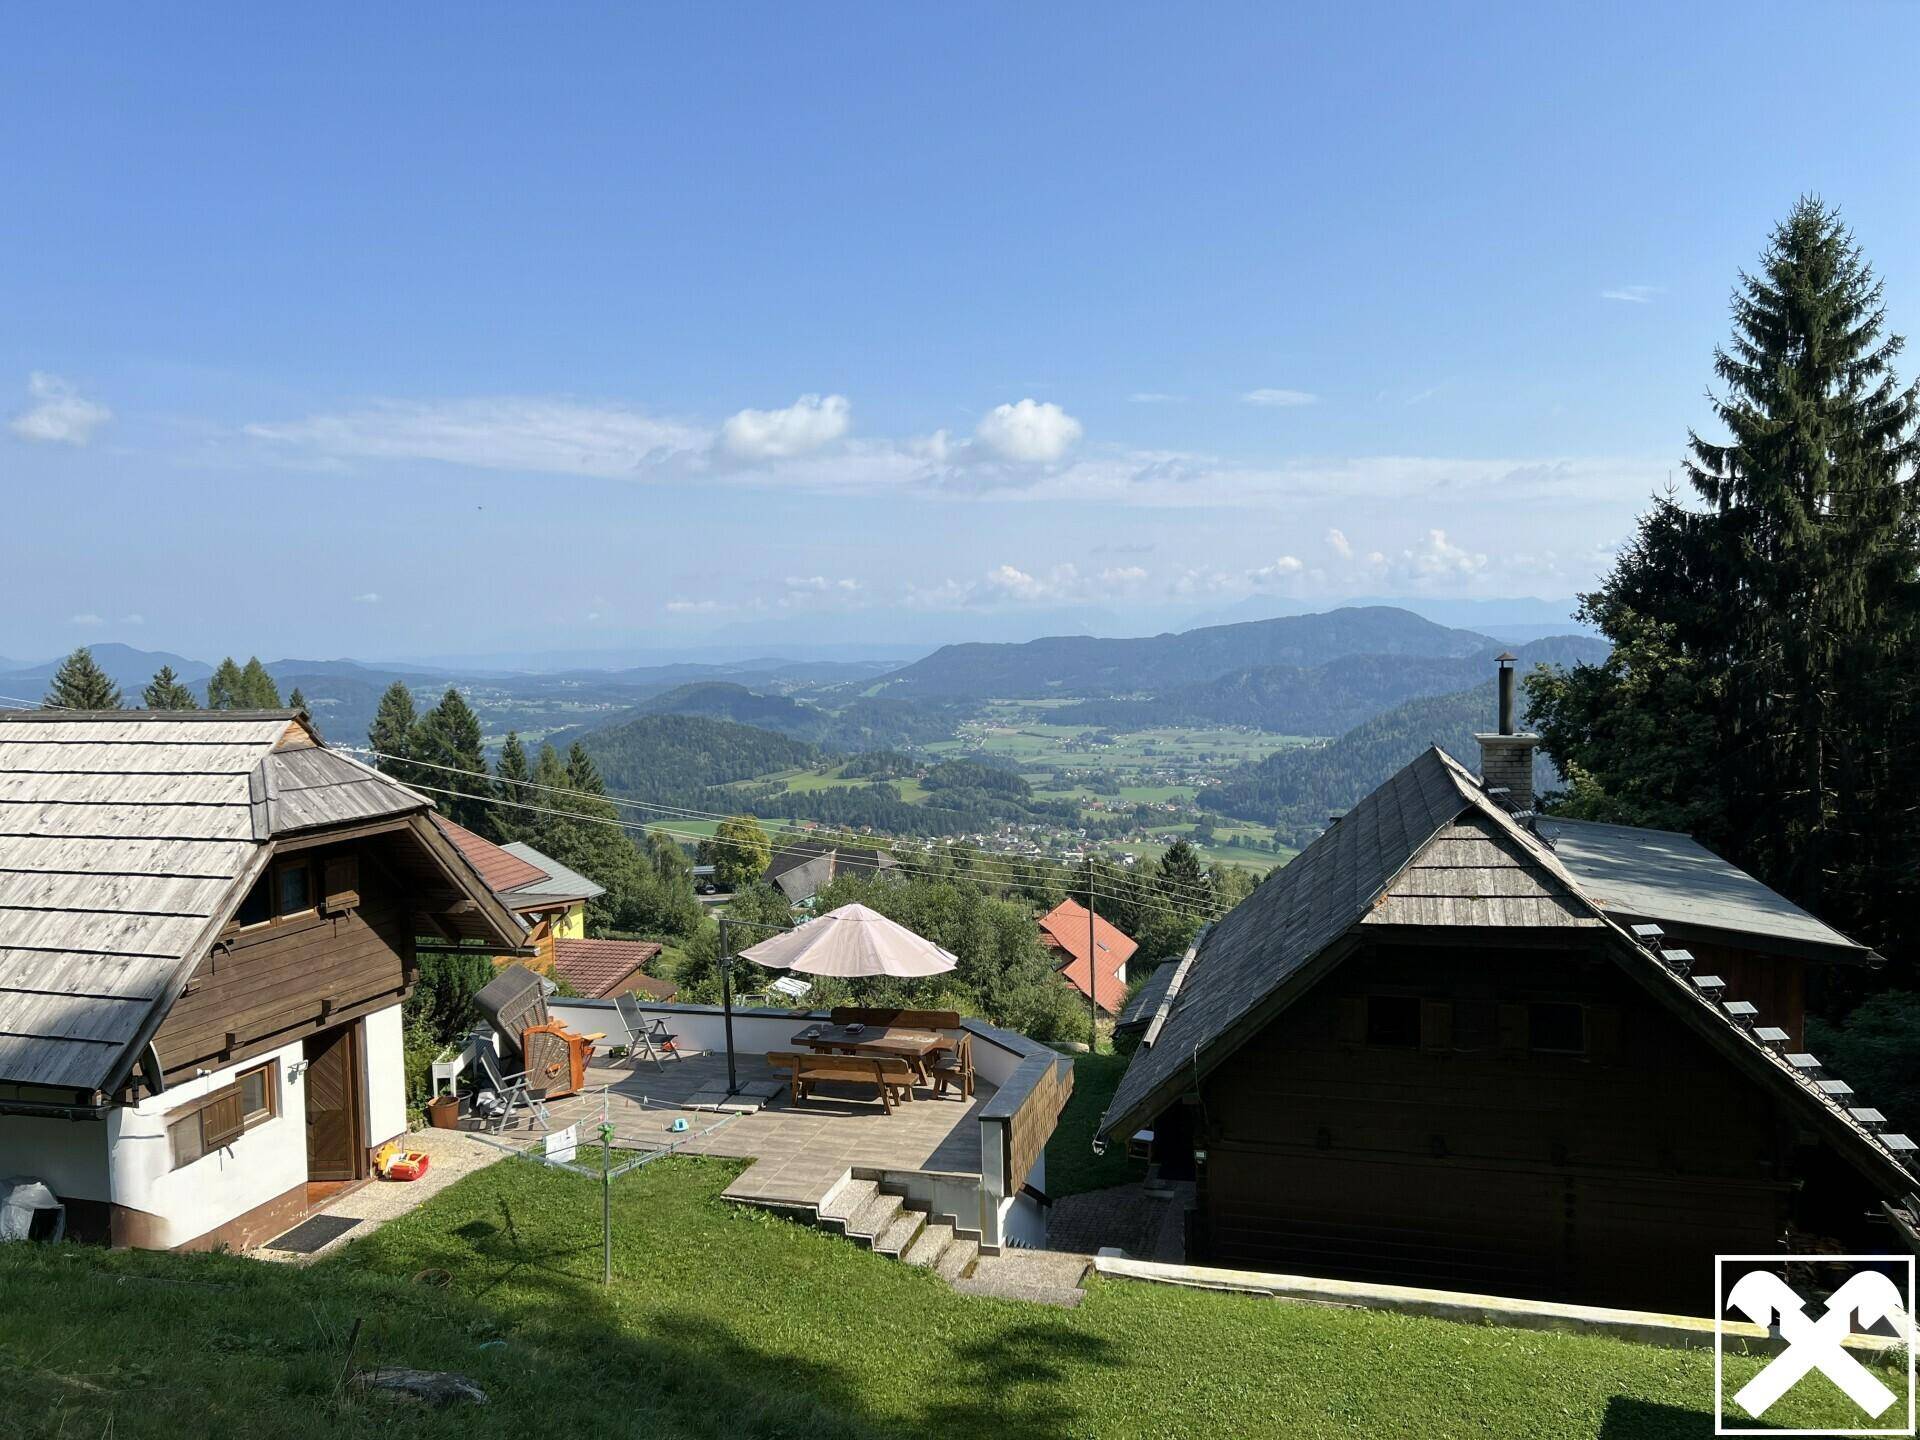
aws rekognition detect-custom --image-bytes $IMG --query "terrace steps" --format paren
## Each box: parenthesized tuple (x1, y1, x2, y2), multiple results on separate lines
(761, 1174, 979, 1283)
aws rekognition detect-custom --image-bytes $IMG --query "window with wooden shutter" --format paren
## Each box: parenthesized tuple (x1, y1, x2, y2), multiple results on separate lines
(1420, 999, 1453, 1052)
(322, 854, 360, 914)
(1497, 1003, 1528, 1055)
(1331, 995, 1366, 1044)
(200, 1088, 246, 1149)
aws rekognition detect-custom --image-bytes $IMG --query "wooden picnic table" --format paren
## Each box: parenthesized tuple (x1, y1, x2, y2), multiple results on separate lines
(789, 1024, 953, 1087)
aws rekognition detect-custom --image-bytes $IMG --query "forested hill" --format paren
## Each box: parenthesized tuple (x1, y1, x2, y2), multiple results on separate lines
(577, 713, 819, 801)
(1048, 634, 1608, 734)
(1203, 677, 1570, 846)
(865, 606, 1498, 699)
(636, 682, 836, 742)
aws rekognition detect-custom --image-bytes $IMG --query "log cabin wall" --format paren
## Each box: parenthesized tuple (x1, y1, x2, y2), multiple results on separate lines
(1192, 937, 1823, 1314)
(149, 837, 414, 1085)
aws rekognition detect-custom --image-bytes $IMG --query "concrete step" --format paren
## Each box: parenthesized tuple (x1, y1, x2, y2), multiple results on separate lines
(933, 1235, 980, 1284)
(952, 1251, 1090, 1308)
(816, 1178, 878, 1235)
(901, 1221, 951, 1269)
(873, 1207, 925, 1258)
(844, 1189, 905, 1247)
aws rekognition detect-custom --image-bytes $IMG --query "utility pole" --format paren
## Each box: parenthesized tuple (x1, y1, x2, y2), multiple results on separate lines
(1084, 858, 1099, 1055)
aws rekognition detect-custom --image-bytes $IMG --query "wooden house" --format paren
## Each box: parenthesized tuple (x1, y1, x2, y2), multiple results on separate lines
(1038, 897, 1136, 1015)
(763, 838, 896, 904)
(0, 709, 524, 1250)
(431, 817, 673, 1001)
(1099, 683, 1918, 1314)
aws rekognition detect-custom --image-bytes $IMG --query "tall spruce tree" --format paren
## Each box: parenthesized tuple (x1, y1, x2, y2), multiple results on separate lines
(142, 665, 198, 710)
(204, 657, 243, 710)
(414, 686, 494, 834)
(237, 657, 281, 708)
(1531, 198, 1920, 959)
(369, 681, 418, 767)
(45, 647, 123, 709)
(492, 731, 533, 843)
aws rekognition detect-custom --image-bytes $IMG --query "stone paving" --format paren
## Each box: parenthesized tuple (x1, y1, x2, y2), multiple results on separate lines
(468, 1048, 991, 1209)
(1046, 1179, 1194, 1262)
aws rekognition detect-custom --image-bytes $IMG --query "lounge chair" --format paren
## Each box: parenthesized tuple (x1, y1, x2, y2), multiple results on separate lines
(468, 1042, 552, 1134)
(615, 990, 682, 1071)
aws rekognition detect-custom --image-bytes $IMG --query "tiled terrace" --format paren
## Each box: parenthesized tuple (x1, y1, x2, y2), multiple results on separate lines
(464, 1048, 992, 1209)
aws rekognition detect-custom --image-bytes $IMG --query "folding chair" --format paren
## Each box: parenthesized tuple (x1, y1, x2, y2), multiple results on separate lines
(467, 1041, 552, 1134)
(615, 990, 682, 1071)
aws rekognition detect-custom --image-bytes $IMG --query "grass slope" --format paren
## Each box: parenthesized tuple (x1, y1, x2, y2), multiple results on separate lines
(1047, 1051, 1144, 1197)
(0, 1158, 1873, 1438)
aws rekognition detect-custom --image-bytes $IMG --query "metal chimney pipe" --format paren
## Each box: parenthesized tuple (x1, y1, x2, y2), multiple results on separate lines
(1496, 652, 1517, 735)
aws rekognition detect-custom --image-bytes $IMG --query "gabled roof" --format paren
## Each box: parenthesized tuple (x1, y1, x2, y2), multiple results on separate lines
(0, 709, 519, 1098)
(1117, 960, 1175, 1032)
(550, 937, 670, 1000)
(1535, 816, 1872, 962)
(1039, 898, 1136, 1014)
(499, 841, 604, 907)
(1098, 745, 1913, 1197)
(433, 815, 549, 895)
(764, 839, 896, 900)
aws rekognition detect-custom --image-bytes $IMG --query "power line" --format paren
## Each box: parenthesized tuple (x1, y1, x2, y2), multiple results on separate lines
(345, 744, 1233, 907)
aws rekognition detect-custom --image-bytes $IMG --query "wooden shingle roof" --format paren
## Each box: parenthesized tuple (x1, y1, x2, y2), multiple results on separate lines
(0, 709, 444, 1096)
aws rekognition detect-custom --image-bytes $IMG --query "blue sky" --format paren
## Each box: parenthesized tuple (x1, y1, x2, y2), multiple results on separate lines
(5, 4, 1918, 662)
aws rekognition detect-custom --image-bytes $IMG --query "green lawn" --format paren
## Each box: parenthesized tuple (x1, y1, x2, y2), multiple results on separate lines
(0, 1157, 1881, 1438)
(1047, 1051, 1145, 1197)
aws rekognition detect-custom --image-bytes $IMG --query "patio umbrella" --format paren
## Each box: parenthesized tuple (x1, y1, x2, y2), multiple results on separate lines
(714, 904, 956, 1098)
(735, 902, 958, 978)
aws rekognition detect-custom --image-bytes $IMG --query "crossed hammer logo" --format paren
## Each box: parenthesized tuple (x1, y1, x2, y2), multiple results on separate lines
(1726, 1269, 1909, 1419)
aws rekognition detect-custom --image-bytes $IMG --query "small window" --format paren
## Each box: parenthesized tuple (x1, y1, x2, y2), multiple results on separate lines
(1529, 1002, 1587, 1054)
(166, 1062, 279, 1169)
(1366, 995, 1422, 1047)
(277, 864, 313, 916)
(233, 875, 272, 928)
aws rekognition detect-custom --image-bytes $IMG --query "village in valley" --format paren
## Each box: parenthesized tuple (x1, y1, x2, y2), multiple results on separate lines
(5, 9, 1920, 1439)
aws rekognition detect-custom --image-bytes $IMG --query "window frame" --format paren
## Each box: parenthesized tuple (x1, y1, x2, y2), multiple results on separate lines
(1527, 1000, 1588, 1056)
(1364, 993, 1423, 1048)
(166, 1060, 280, 1170)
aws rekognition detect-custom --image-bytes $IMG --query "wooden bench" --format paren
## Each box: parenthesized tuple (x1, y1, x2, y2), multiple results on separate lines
(767, 1051, 916, 1113)
(830, 1006, 962, 1032)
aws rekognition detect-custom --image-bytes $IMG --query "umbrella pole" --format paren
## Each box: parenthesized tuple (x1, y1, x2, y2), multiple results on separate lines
(719, 916, 739, 1097)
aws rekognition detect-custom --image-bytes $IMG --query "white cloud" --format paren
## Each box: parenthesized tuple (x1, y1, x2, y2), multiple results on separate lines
(1600, 285, 1660, 304)
(973, 399, 1083, 464)
(121, 612, 145, 626)
(1247, 554, 1305, 586)
(665, 598, 730, 615)
(1325, 528, 1354, 559)
(719, 393, 851, 462)
(1099, 565, 1149, 587)
(70, 612, 104, 627)
(353, 592, 381, 604)
(11, 373, 112, 446)
(1392, 529, 1488, 586)
(1242, 388, 1318, 408)
(779, 575, 864, 609)
(247, 397, 706, 477)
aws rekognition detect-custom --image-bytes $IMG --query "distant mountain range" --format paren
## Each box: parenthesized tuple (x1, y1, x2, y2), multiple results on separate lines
(866, 607, 1510, 700)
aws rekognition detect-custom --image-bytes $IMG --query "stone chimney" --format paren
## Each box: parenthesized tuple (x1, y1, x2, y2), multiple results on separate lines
(1475, 652, 1540, 814)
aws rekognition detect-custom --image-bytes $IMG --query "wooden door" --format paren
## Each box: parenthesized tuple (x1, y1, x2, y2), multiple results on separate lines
(304, 1025, 363, 1181)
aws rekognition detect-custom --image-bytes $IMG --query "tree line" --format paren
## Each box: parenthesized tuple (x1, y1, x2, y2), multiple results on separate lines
(44, 649, 309, 717)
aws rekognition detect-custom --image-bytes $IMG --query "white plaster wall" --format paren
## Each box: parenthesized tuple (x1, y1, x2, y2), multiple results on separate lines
(362, 1003, 407, 1146)
(0, 1113, 111, 1198)
(111, 1039, 308, 1249)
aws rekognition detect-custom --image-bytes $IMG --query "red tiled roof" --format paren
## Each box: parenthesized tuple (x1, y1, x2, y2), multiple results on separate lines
(433, 814, 549, 897)
(551, 937, 672, 1001)
(1039, 898, 1136, 1015)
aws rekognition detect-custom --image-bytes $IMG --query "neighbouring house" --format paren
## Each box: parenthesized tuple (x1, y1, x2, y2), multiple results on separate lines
(432, 817, 675, 1001)
(763, 838, 896, 904)
(1039, 897, 1136, 1016)
(1114, 959, 1176, 1043)
(1098, 663, 1920, 1314)
(0, 709, 524, 1251)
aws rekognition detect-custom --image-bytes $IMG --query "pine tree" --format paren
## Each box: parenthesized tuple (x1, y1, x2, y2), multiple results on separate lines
(1157, 838, 1207, 905)
(288, 686, 308, 714)
(414, 686, 493, 834)
(204, 657, 244, 710)
(45, 647, 123, 709)
(236, 657, 281, 708)
(141, 665, 198, 710)
(369, 681, 419, 771)
(1532, 198, 1920, 957)
(492, 731, 532, 843)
